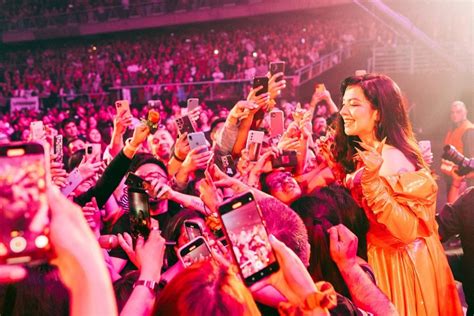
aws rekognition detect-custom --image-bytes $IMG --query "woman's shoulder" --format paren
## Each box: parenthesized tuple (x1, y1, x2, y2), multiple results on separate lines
(379, 145, 416, 177)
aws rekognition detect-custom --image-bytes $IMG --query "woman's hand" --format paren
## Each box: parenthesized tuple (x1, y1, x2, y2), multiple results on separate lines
(78, 155, 102, 180)
(268, 72, 286, 101)
(0, 265, 27, 283)
(174, 132, 190, 161)
(228, 100, 259, 125)
(82, 197, 102, 237)
(247, 87, 270, 112)
(355, 138, 386, 173)
(117, 232, 141, 268)
(136, 228, 166, 282)
(50, 161, 68, 188)
(328, 224, 358, 270)
(198, 171, 223, 214)
(181, 147, 213, 172)
(113, 110, 133, 136)
(251, 234, 317, 305)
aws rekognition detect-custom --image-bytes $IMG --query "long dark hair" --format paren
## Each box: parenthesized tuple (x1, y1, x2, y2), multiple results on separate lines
(333, 74, 427, 174)
(291, 185, 369, 300)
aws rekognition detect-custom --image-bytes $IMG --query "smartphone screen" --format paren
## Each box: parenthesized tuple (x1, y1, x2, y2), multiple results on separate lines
(184, 220, 203, 240)
(219, 192, 279, 285)
(0, 142, 50, 264)
(128, 188, 151, 240)
(53, 135, 63, 163)
(253, 76, 269, 96)
(179, 236, 212, 268)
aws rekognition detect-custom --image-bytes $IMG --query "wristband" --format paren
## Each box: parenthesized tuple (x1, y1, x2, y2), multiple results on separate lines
(134, 279, 159, 294)
(125, 138, 139, 151)
(173, 151, 185, 162)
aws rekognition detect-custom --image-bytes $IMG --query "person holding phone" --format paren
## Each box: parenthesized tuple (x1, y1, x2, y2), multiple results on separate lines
(332, 74, 462, 315)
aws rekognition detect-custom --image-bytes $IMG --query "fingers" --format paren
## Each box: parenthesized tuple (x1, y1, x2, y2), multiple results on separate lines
(0, 265, 27, 283)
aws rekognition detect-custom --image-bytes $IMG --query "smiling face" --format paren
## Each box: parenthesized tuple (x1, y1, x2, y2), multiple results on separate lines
(340, 85, 379, 141)
(149, 130, 174, 161)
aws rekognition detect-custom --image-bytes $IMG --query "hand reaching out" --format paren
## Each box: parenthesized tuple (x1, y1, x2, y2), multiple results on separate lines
(328, 224, 358, 270)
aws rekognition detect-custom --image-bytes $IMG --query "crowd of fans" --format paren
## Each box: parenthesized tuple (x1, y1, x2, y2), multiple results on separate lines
(0, 0, 250, 30)
(0, 66, 471, 316)
(0, 11, 380, 110)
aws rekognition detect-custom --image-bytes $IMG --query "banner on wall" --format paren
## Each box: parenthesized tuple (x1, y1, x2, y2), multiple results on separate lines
(10, 97, 40, 113)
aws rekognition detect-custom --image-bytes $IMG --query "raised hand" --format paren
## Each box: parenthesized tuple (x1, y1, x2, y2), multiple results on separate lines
(355, 138, 386, 173)
(174, 132, 190, 161)
(328, 224, 358, 269)
(113, 109, 133, 136)
(182, 146, 213, 172)
(268, 72, 286, 101)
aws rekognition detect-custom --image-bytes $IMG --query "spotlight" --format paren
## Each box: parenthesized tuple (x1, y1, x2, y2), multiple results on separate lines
(252, 51, 258, 58)
(214, 49, 219, 55)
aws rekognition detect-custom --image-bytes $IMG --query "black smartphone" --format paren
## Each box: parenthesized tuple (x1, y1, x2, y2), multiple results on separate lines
(269, 61, 285, 82)
(271, 150, 298, 169)
(178, 236, 213, 268)
(215, 154, 237, 176)
(218, 192, 279, 286)
(184, 220, 203, 240)
(175, 115, 196, 135)
(128, 187, 151, 240)
(125, 172, 153, 192)
(0, 142, 51, 265)
(253, 76, 269, 96)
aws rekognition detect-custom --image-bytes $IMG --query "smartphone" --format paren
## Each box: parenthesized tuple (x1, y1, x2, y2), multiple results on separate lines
(85, 143, 101, 162)
(184, 220, 203, 241)
(30, 121, 45, 141)
(0, 142, 51, 265)
(178, 236, 213, 268)
(315, 83, 326, 93)
(188, 132, 208, 152)
(125, 172, 153, 192)
(253, 76, 269, 96)
(270, 110, 284, 138)
(246, 130, 265, 161)
(187, 98, 199, 112)
(215, 154, 237, 176)
(269, 61, 285, 82)
(218, 192, 279, 286)
(115, 100, 131, 116)
(175, 115, 196, 135)
(272, 150, 298, 169)
(128, 187, 151, 240)
(53, 135, 63, 163)
(60, 168, 84, 197)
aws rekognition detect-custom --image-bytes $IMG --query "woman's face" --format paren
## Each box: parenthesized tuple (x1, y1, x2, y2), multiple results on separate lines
(88, 128, 102, 143)
(340, 85, 378, 139)
(88, 116, 97, 129)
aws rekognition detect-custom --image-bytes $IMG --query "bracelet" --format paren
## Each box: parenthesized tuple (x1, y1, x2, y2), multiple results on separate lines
(134, 279, 159, 294)
(173, 151, 185, 162)
(125, 138, 139, 151)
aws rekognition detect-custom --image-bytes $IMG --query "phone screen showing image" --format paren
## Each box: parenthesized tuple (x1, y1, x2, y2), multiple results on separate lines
(0, 143, 50, 264)
(128, 188, 151, 240)
(179, 237, 212, 268)
(219, 192, 278, 285)
(184, 221, 203, 240)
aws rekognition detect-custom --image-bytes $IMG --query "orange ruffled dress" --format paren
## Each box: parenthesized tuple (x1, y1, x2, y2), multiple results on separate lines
(347, 168, 462, 316)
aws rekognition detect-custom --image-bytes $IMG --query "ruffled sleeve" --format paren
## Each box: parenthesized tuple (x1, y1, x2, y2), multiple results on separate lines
(361, 168, 438, 244)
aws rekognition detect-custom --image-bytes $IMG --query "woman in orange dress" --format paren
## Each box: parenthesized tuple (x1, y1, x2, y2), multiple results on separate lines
(331, 74, 462, 315)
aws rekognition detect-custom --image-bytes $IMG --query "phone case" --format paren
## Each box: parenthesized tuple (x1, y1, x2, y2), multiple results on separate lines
(30, 121, 45, 140)
(115, 100, 130, 116)
(187, 98, 199, 112)
(175, 115, 196, 135)
(270, 110, 284, 138)
(60, 168, 84, 196)
(269, 62, 285, 82)
(187, 132, 208, 151)
(253, 77, 269, 96)
(246, 130, 265, 161)
(272, 150, 298, 169)
(215, 154, 237, 176)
